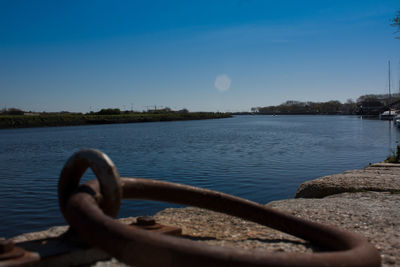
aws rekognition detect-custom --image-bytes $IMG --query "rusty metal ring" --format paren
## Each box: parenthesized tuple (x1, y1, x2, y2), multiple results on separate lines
(62, 176, 381, 267)
(58, 149, 122, 218)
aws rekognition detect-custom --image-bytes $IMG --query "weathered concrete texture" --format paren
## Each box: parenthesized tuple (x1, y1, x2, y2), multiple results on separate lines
(11, 217, 139, 244)
(12, 225, 68, 243)
(295, 164, 400, 198)
(154, 207, 316, 253)
(268, 191, 400, 266)
(11, 220, 134, 267)
(369, 163, 400, 168)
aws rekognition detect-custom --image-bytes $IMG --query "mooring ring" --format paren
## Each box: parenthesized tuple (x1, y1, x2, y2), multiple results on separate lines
(62, 179, 380, 266)
(58, 149, 122, 218)
(59, 150, 380, 266)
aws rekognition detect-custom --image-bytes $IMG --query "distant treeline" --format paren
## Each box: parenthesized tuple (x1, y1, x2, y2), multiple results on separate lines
(93, 107, 190, 115)
(252, 93, 400, 115)
(0, 110, 230, 129)
(0, 107, 190, 116)
(252, 100, 357, 115)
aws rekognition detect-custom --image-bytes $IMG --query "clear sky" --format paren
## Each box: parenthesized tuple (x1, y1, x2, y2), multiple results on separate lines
(1, 0, 399, 112)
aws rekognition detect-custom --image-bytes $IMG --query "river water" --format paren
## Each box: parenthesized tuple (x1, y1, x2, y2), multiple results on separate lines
(0, 115, 399, 237)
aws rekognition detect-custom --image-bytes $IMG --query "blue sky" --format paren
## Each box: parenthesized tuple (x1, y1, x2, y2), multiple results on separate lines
(1, 0, 399, 112)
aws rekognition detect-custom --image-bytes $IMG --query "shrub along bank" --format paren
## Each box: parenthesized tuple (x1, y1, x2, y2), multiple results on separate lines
(0, 113, 231, 129)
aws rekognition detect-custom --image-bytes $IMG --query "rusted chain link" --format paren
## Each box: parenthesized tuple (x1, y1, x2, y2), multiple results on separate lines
(59, 149, 381, 267)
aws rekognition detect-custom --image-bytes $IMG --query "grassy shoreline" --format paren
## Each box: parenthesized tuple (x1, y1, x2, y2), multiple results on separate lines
(0, 112, 231, 129)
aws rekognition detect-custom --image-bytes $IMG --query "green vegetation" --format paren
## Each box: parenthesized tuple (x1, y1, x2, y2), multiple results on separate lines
(0, 108, 24, 115)
(0, 111, 231, 129)
(385, 145, 400, 163)
(96, 108, 122, 115)
(252, 93, 400, 115)
(252, 99, 357, 115)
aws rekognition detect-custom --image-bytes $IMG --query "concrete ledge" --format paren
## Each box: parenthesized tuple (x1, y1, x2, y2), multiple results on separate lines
(370, 163, 400, 167)
(295, 166, 400, 198)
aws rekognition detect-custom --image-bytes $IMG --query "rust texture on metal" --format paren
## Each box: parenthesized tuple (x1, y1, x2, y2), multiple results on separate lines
(58, 149, 381, 267)
(132, 217, 182, 236)
(136, 216, 156, 226)
(0, 239, 14, 254)
(0, 238, 33, 265)
(0, 243, 39, 267)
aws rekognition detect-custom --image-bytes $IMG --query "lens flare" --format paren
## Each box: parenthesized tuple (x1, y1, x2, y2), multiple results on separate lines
(214, 74, 231, 92)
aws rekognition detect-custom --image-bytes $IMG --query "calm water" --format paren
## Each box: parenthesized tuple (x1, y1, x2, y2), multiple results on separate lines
(0, 115, 399, 238)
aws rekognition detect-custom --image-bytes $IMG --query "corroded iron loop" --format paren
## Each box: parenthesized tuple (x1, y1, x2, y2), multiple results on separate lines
(58, 149, 122, 218)
(59, 150, 380, 267)
(63, 177, 381, 267)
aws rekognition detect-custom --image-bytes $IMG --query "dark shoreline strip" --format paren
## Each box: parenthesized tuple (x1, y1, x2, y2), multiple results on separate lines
(0, 113, 232, 129)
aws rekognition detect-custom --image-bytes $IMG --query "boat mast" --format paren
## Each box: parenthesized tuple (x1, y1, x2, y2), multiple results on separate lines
(389, 60, 391, 116)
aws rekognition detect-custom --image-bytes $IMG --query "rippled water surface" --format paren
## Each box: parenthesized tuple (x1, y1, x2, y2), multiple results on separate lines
(1, 115, 399, 237)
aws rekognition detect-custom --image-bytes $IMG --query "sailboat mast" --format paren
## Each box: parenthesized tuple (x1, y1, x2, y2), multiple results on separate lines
(389, 60, 391, 116)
